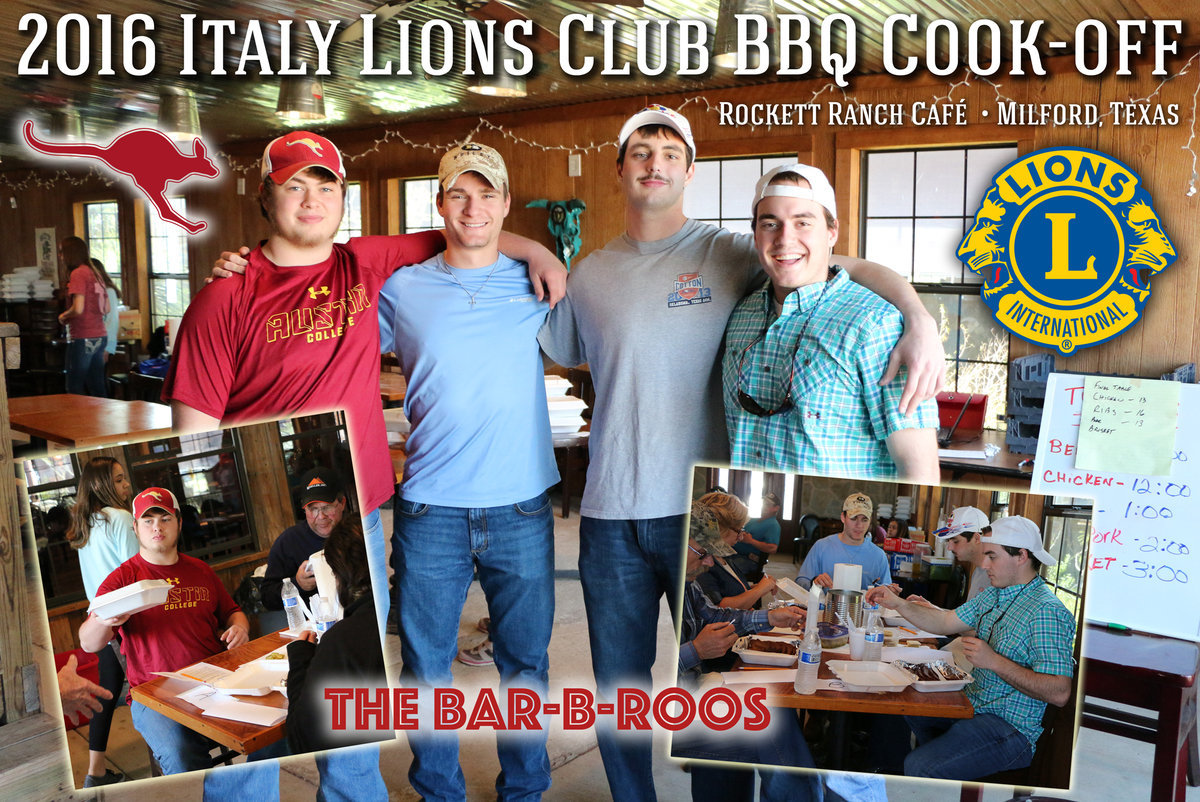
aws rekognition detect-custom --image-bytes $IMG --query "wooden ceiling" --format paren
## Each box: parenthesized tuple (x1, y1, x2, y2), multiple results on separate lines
(1, 0, 1195, 165)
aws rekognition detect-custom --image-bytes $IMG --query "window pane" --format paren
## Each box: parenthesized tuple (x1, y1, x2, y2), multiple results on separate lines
(966, 146, 1019, 210)
(720, 161, 760, 221)
(84, 201, 122, 294)
(865, 152, 913, 216)
(864, 218, 913, 277)
(683, 161, 721, 219)
(334, 182, 363, 244)
(913, 218, 967, 283)
(915, 149, 966, 216)
(403, 178, 442, 233)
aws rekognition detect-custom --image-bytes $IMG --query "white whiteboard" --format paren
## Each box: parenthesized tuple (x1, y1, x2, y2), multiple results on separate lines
(1032, 373, 1197, 640)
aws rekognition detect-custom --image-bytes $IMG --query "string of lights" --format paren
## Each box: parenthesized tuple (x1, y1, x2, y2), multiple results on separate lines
(4, 60, 1199, 197)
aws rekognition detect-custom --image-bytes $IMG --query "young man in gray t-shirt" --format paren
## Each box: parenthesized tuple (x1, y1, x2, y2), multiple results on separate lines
(538, 104, 944, 801)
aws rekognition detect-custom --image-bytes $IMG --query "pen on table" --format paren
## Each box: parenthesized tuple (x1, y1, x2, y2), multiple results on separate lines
(1102, 622, 1133, 635)
(1018, 458, 1034, 469)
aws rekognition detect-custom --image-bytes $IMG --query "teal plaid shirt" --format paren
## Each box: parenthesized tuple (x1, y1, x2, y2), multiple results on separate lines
(720, 270, 937, 476)
(955, 577, 1077, 751)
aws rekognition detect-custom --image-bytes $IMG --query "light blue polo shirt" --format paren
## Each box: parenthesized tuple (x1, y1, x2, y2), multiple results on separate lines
(378, 253, 558, 507)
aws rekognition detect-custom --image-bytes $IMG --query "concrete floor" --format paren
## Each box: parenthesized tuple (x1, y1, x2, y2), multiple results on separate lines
(35, 498, 1200, 800)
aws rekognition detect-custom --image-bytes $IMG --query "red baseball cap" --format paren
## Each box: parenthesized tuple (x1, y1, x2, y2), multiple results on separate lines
(133, 487, 180, 519)
(260, 131, 345, 185)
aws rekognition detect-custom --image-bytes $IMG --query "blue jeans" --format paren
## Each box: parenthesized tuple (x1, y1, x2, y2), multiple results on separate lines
(131, 700, 222, 775)
(904, 713, 1033, 779)
(578, 515, 686, 802)
(363, 506, 388, 634)
(674, 708, 823, 802)
(200, 743, 385, 802)
(66, 336, 107, 397)
(393, 491, 555, 802)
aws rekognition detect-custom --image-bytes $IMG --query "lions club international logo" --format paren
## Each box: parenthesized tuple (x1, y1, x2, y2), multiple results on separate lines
(957, 147, 1175, 356)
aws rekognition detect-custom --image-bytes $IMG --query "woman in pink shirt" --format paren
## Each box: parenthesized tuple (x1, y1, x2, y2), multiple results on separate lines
(58, 237, 116, 396)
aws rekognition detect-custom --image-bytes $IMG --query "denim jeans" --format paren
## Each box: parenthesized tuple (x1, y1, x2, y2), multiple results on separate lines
(578, 515, 686, 802)
(363, 506, 388, 634)
(393, 491, 555, 802)
(200, 743, 386, 802)
(66, 336, 107, 397)
(673, 707, 823, 802)
(904, 712, 1033, 779)
(131, 700, 225, 775)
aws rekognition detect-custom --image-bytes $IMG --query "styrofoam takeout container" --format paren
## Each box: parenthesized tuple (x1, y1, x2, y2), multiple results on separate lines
(733, 635, 801, 667)
(88, 579, 172, 619)
(826, 660, 914, 692)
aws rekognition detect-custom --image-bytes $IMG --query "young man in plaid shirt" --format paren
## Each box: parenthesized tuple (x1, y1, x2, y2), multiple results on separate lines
(721, 163, 940, 482)
(865, 516, 1077, 780)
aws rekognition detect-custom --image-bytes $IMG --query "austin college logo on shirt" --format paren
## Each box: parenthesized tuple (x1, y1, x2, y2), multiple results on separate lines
(957, 147, 1175, 356)
(668, 272, 712, 308)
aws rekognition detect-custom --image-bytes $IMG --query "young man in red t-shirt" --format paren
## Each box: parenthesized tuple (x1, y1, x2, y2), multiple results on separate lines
(163, 131, 563, 633)
(80, 488, 249, 775)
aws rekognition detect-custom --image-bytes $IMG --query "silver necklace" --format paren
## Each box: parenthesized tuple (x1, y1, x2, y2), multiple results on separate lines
(444, 260, 500, 309)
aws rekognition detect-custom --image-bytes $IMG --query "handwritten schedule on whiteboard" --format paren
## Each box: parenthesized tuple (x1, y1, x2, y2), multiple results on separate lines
(1032, 373, 1195, 640)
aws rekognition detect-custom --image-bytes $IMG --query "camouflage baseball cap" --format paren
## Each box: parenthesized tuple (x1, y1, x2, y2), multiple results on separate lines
(439, 142, 508, 193)
(690, 501, 736, 557)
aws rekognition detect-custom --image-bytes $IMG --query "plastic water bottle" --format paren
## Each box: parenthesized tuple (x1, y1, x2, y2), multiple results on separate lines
(281, 577, 305, 632)
(863, 604, 884, 662)
(314, 597, 335, 640)
(794, 629, 822, 694)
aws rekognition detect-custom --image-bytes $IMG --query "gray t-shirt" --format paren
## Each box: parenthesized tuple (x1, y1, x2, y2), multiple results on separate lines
(538, 219, 761, 519)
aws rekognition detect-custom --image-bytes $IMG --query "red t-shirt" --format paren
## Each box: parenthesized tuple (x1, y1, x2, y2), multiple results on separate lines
(66, 265, 108, 339)
(162, 233, 442, 512)
(97, 553, 241, 694)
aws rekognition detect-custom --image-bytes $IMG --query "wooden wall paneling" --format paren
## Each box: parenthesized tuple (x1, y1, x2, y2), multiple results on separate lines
(0, 368, 35, 720)
(1098, 67, 1200, 378)
(234, 423, 294, 552)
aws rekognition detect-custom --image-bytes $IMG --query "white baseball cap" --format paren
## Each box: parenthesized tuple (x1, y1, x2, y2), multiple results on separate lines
(982, 516, 1056, 566)
(751, 163, 837, 221)
(617, 104, 696, 156)
(935, 506, 991, 540)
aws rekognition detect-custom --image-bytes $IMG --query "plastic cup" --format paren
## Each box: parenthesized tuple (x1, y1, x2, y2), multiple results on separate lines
(849, 627, 866, 660)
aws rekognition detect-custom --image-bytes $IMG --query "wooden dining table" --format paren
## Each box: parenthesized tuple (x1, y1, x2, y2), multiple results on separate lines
(9, 393, 174, 448)
(739, 632, 974, 769)
(130, 630, 291, 755)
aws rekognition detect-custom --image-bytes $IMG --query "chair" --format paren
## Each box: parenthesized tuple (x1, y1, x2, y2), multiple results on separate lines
(792, 515, 821, 564)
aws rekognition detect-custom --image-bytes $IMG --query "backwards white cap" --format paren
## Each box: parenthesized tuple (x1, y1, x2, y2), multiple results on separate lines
(751, 163, 837, 221)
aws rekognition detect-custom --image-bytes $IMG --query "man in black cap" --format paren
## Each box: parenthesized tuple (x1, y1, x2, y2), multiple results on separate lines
(262, 467, 347, 611)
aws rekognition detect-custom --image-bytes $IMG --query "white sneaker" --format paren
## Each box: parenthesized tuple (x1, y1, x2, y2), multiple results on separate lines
(457, 639, 494, 666)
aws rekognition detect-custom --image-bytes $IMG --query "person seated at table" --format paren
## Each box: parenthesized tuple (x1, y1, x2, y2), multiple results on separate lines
(796, 493, 894, 592)
(864, 516, 1076, 781)
(935, 506, 993, 603)
(79, 488, 253, 776)
(285, 517, 386, 755)
(672, 504, 888, 802)
(262, 467, 346, 612)
(728, 491, 781, 582)
(693, 491, 777, 611)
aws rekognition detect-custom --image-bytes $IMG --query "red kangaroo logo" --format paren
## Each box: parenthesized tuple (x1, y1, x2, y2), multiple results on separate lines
(21, 120, 219, 234)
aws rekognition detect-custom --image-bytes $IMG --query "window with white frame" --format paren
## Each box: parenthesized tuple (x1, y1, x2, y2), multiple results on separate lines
(860, 146, 1018, 428)
(683, 155, 795, 234)
(84, 201, 122, 294)
(402, 177, 442, 233)
(148, 198, 191, 332)
(334, 182, 363, 243)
